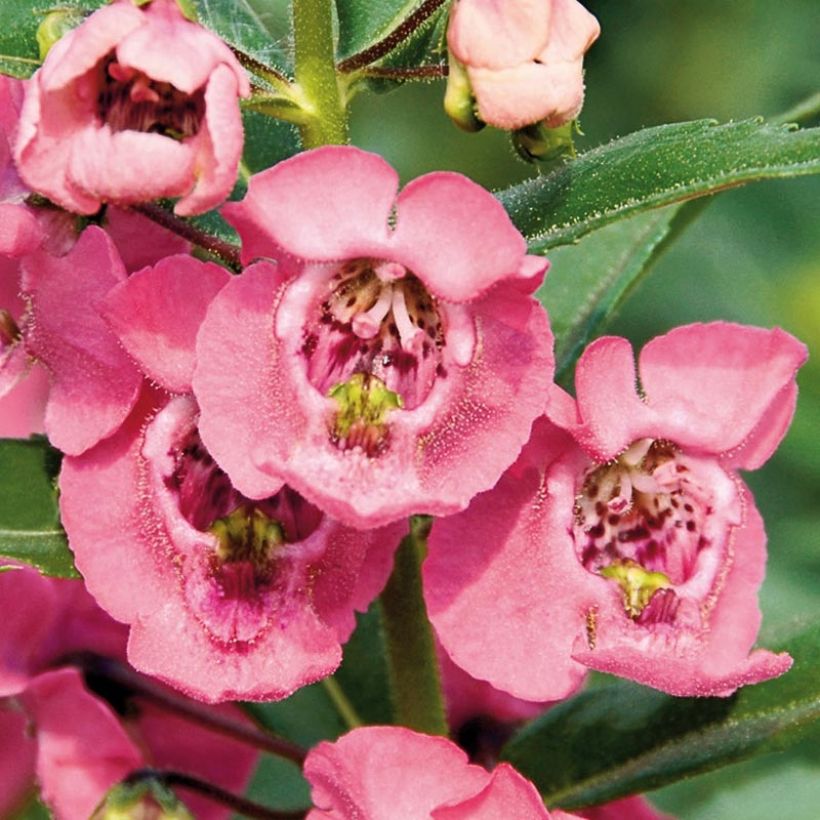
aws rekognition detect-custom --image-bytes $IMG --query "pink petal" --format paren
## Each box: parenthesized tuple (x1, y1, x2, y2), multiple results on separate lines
(104, 206, 191, 273)
(135, 700, 258, 820)
(637, 322, 808, 468)
(0, 363, 48, 436)
(304, 727, 490, 819)
(0, 706, 36, 817)
(433, 763, 550, 819)
(39, 3, 143, 92)
(14, 78, 101, 215)
(0, 567, 58, 696)
(0, 202, 42, 257)
(21, 668, 143, 819)
(102, 254, 230, 393)
(391, 172, 531, 302)
(222, 146, 398, 265)
(118, 0, 248, 95)
(468, 59, 585, 130)
(579, 796, 673, 820)
(571, 336, 655, 460)
(193, 261, 290, 499)
(68, 127, 196, 206)
(21, 226, 142, 454)
(447, 0, 551, 69)
(175, 64, 245, 216)
(424, 420, 594, 701)
(60, 387, 175, 626)
(572, 486, 792, 697)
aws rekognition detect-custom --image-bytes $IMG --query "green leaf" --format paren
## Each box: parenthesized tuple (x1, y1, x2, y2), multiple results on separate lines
(500, 621, 820, 810)
(498, 118, 820, 254)
(541, 200, 710, 381)
(0, 437, 78, 578)
(336, 0, 436, 61)
(196, 0, 292, 74)
(0, 0, 103, 78)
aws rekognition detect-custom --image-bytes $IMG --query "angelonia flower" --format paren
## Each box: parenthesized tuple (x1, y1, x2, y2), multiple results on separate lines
(304, 726, 566, 819)
(61, 255, 404, 701)
(195, 145, 554, 528)
(15, 0, 250, 216)
(445, 0, 600, 131)
(0, 566, 257, 819)
(425, 323, 807, 699)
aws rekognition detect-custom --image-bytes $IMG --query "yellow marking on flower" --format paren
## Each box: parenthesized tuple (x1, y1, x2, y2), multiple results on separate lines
(209, 504, 285, 565)
(328, 373, 402, 456)
(600, 559, 671, 618)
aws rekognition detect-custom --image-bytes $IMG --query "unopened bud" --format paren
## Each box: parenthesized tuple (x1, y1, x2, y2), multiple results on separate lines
(91, 778, 193, 820)
(36, 8, 85, 60)
(512, 121, 577, 165)
(443, 53, 484, 133)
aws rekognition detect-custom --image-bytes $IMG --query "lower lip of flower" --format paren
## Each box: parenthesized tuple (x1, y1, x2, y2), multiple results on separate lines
(572, 438, 737, 625)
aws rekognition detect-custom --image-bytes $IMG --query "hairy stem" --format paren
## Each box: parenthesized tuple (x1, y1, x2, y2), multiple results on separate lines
(130, 203, 241, 271)
(338, 0, 449, 73)
(378, 516, 449, 736)
(292, 0, 348, 147)
(71, 653, 306, 765)
(125, 769, 306, 820)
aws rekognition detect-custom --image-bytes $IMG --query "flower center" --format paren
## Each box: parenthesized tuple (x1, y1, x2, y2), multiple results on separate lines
(167, 429, 322, 571)
(97, 56, 205, 138)
(573, 439, 719, 623)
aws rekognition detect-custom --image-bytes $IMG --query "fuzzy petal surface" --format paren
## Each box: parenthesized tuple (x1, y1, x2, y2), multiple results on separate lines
(0, 705, 37, 817)
(21, 667, 143, 820)
(305, 727, 491, 820)
(448, 0, 551, 69)
(20, 226, 141, 454)
(104, 205, 191, 273)
(223, 146, 398, 265)
(391, 172, 532, 302)
(65, 391, 401, 702)
(425, 419, 593, 701)
(432, 764, 550, 819)
(103, 254, 230, 393)
(572, 486, 792, 696)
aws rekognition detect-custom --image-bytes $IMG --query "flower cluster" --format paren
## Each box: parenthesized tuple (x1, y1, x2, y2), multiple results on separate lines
(0, 1, 809, 817)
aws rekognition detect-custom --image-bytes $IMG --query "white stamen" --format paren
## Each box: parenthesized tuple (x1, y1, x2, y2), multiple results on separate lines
(391, 286, 424, 352)
(352, 285, 393, 339)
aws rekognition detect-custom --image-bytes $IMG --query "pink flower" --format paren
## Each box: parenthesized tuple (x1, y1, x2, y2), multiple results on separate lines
(0, 706, 37, 817)
(62, 257, 404, 701)
(16, 225, 142, 454)
(304, 726, 565, 819)
(447, 0, 600, 130)
(195, 146, 554, 528)
(425, 323, 807, 698)
(0, 567, 257, 819)
(15, 0, 249, 216)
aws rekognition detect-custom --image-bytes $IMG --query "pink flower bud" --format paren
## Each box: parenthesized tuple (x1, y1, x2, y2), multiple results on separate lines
(15, 0, 249, 216)
(447, 0, 600, 130)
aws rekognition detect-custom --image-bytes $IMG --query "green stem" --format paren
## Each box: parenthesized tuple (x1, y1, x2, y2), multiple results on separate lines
(378, 516, 449, 736)
(321, 677, 364, 729)
(292, 0, 348, 147)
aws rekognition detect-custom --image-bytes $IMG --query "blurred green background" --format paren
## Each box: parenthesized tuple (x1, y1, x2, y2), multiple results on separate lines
(349, 1, 819, 817)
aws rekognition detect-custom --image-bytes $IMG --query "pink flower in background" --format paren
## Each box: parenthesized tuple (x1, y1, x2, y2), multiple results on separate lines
(15, 0, 249, 216)
(447, 0, 600, 129)
(17, 226, 142, 455)
(196, 146, 554, 528)
(304, 726, 560, 819)
(425, 323, 806, 698)
(0, 567, 257, 820)
(62, 257, 404, 701)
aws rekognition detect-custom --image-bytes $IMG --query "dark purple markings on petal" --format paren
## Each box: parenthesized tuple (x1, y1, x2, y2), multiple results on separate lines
(168, 429, 322, 545)
(97, 55, 205, 139)
(304, 259, 447, 412)
(572, 438, 721, 621)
